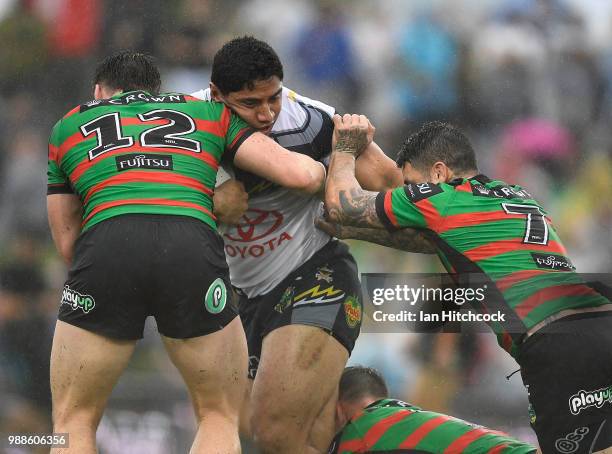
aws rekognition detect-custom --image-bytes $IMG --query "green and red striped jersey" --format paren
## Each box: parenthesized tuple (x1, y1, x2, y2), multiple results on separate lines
(329, 399, 536, 454)
(48, 90, 254, 232)
(375, 175, 609, 357)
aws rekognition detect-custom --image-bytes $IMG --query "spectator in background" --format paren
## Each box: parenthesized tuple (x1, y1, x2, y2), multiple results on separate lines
(293, 2, 361, 111)
(156, 0, 219, 93)
(391, 10, 459, 124)
(0, 128, 49, 244)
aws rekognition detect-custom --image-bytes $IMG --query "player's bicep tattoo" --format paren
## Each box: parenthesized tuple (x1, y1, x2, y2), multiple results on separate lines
(329, 188, 383, 228)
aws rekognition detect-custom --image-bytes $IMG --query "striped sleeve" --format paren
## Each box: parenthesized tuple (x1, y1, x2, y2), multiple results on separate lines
(224, 110, 256, 161)
(47, 120, 73, 195)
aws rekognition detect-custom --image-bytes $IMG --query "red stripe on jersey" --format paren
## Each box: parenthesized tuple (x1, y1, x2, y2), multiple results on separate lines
(83, 171, 212, 204)
(362, 410, 413, 448)
(58, 131, 85, 163)
(121, 117, 166, 127)
(195, 119, 226, 138)
(229, 127, 250, 149)
(464, 240, 567, 262)
(337, 439, 364, 453)
(501, 332, 514, 352)
(515, 284, 599, 318)
(70, 144, 218, 184)
(384, 191, 399, 227)
(438, 212, 524, 234)
(49, 144, 59, 161)
(183, 95, 201, 102)
(496, 270, 550, 293)
(415, 198, 443, 231)
(399, 415, 452, 448)
(488, 443, 508, 454)
(220, 106, 231, 136)
(443, 427, 490, 453)
(455, 181, 472, 192)
(63, 105, 81, 119)
(82, 198, 214, 226)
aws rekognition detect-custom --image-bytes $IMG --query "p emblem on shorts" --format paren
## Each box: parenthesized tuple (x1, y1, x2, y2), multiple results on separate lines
(205, 278, 227, 314)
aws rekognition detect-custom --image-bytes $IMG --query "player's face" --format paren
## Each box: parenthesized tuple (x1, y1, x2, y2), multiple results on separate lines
(216, 77, 283, 135)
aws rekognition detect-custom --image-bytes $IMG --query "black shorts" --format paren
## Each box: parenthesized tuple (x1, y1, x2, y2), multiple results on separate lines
(58, 214, 237, 339)
(238, 240, 362, 379)
(518, 311, 612, 453)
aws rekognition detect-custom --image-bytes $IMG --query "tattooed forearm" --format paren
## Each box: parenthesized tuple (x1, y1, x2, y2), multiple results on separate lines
(334, 189, 381, 228)
(326, 147, 383, 228)
(315, 216, 435, 253)
(344, 227, 436, 254)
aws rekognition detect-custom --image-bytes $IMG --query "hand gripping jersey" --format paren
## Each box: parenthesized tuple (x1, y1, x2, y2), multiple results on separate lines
(192, 86, 335, 297)
(375, 175, 610, 357)
(48, 91, 253, 232)
(329, 399, 537, 454)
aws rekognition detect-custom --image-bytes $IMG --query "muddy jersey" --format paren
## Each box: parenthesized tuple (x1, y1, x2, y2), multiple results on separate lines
(192, 86, 335, 297)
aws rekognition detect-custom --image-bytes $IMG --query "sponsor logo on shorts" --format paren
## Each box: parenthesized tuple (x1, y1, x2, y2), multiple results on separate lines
(569, 385, 612, 415)
(344, 295, 362, 328)
(204, 278, 227, 314)
(555, 427, 590, 453)
(292, 285, 345, 308)
(115, 153, 173, 171)
(315, 265, 333, 283)
(532, 253, 575, 271)
(274, 286, 295, 314)
(61, 285, 95, 313)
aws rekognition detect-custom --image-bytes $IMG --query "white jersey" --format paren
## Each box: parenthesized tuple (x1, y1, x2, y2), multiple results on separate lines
(192, 86, 335, 297)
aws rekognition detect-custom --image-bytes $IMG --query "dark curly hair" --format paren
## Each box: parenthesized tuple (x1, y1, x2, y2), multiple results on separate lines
(94, 51, 161, 95)
(396, 121, 478, 173)
(211, 36, 284, 95)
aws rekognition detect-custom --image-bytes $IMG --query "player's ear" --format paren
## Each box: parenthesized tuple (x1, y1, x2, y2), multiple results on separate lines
(210, 83, 223, 102)
(431, 162, 448, 184)
(93, 84, 104, 100)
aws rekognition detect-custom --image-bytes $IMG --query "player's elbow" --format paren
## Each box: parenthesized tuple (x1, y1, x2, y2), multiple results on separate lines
(57, 241, 74, 265)
(284, 164, 324, 195)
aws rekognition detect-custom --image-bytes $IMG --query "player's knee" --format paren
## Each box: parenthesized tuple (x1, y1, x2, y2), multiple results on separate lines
(52, 407, 100, 431)
(251, 405, 307, 452)
(192, 396, 239, 426)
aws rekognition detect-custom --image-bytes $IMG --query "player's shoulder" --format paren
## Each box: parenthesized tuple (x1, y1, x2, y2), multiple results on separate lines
(271, 86, 335, 136)
(191, 87, 212, 101)
(281, 86, 335, 118)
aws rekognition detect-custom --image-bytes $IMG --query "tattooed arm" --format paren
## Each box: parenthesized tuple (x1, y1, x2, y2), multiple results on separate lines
(315, 217, 436, 254)
(325, 114, 385, 228)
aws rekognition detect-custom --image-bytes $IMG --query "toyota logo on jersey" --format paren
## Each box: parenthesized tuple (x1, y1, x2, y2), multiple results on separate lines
(224, 209, 284, 242)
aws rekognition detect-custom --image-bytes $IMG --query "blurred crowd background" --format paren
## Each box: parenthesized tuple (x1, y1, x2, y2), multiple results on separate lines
(0, 0, 611, 452)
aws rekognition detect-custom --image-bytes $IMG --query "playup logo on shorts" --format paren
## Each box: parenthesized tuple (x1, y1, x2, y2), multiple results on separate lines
(61, 285, 96, 313)
(569, 385, 612, 415)
(205, 278, 227, 314)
